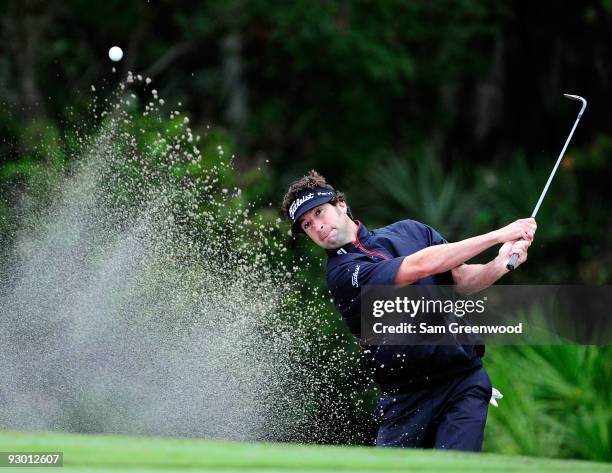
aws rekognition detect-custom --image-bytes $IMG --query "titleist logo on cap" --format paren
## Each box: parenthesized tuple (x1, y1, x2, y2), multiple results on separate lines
(289, 193, 314, 220)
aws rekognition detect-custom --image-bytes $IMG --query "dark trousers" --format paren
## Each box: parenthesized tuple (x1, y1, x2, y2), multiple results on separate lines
(375, 366, 492, 451)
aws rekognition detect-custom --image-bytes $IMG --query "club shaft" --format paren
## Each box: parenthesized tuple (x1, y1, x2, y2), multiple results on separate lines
(531, 99, 587, 218)
(506, 95, 587, 271)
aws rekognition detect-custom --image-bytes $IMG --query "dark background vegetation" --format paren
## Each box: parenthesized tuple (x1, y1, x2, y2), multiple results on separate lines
(1, 0, 610, 462)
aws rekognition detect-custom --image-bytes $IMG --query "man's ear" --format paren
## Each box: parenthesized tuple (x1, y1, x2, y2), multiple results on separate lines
(336, 200, 348, 214)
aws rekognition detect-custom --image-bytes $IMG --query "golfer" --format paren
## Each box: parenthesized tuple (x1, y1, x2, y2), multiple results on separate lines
(282, 170, 536, 451)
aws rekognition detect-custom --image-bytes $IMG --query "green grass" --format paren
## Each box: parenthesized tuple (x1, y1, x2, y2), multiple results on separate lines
(1, 431, 611, 472)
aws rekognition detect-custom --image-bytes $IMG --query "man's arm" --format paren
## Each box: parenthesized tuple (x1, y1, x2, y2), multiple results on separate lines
(395, 218, 536, 287)
(452, 238, 533, 294)
(451, 262, 505, 295)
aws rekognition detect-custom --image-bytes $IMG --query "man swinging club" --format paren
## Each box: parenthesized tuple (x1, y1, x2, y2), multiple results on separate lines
(282, 170, 536, 451)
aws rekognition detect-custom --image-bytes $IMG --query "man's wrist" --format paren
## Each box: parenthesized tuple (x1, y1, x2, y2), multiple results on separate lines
(488, 229, 502, 245)
(493, 255, 510, 275)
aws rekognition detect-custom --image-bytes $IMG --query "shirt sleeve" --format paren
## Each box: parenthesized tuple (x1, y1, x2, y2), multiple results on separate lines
(327, 257, 404, 319)
(395, 219, 454, 284)
(423, 223, 448, 245)
(395, 219, 449, 246)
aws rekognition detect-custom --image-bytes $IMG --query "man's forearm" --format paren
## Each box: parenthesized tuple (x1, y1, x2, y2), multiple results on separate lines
(414, 232, 500, 276)
(396, 231, 501, 286)
(454, 257, 509, 295)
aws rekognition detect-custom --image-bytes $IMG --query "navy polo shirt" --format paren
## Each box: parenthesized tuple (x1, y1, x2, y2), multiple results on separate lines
(327, 220, 484, 392)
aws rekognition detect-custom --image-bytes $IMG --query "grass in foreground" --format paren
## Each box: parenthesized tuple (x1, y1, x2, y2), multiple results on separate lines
(1, 431, 611, 473)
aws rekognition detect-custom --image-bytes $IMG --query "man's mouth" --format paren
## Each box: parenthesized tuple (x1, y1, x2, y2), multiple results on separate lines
(321, 228, 335, 241)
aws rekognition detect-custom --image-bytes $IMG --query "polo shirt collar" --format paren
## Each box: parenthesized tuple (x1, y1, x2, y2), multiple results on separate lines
(327, 220, 370, 256)
(353, 220, 370, 244)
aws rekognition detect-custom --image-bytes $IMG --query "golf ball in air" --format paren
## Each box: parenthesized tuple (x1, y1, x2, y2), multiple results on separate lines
(108, 46, 123, 62)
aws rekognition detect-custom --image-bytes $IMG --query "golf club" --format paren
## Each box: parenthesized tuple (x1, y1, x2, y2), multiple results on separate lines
(506, 94, 587, 270)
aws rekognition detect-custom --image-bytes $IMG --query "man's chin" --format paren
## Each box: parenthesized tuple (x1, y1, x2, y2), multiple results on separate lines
(321, 238, 341, 250)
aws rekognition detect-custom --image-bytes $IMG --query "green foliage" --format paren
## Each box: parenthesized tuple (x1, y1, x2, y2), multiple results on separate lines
(485, 345, 612, 461)
(354, 149, 478, 238)
(477, 152, 578, 241)
(574, 134, 612, 170)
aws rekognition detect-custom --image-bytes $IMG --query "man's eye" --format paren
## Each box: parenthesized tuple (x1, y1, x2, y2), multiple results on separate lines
(303, 222, 310, 230)
(316, 208, 321, 215)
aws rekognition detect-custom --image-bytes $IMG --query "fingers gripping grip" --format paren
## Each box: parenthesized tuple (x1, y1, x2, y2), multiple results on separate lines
(506, 253, 519, 271)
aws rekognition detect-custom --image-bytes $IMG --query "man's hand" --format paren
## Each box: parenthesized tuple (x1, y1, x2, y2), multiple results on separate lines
(493, 218, 537, 244)
(452, 220, 537, 293)
(497, 238, 533, 269)
(396, 218, 537, 287)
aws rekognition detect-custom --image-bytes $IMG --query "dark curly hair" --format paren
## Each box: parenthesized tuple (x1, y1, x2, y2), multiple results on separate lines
(281, 170, 352, 222)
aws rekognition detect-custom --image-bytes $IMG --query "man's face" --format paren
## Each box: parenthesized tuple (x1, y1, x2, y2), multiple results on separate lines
(298, 201, 352, 250)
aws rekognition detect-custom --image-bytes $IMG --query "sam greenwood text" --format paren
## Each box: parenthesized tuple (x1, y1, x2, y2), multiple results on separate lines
(371, 322, 524, 335)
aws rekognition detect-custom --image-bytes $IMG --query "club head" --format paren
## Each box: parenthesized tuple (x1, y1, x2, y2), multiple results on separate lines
(563, 94, 584, 101)
(563, 93, 587, 111)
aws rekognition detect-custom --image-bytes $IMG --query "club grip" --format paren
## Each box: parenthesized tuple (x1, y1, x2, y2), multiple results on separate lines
(506, 253, 519, 271)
